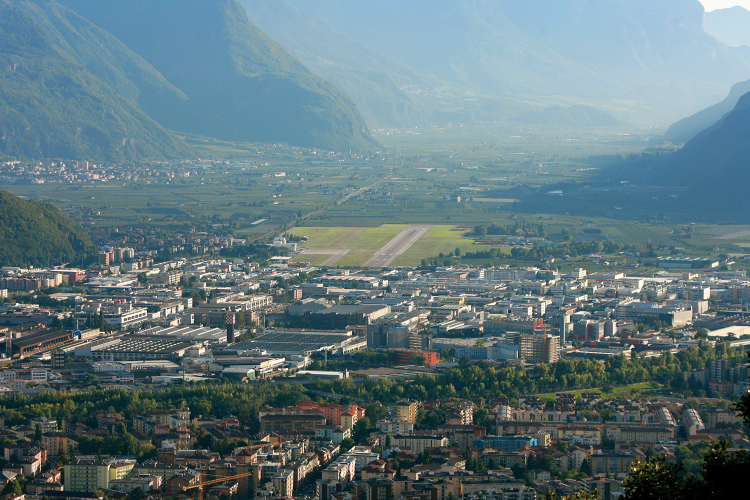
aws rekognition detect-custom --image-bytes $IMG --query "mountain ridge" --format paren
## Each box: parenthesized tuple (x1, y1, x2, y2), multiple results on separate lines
(704, 6, 750, 48)
(665, 78, 750, 144)
(59, 0, 379, 152)
(0, 190, 96, 268)
(280, 0, 750, 124)
(0, 0, 195, 161)
(652, 90, 750, 206)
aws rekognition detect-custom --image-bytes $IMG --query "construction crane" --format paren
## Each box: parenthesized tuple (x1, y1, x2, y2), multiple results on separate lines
(182, 471, 256, 500)
(184, 439, 285, 500)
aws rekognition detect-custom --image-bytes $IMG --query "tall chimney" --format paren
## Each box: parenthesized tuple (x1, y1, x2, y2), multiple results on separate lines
(226, 312, 236, 344)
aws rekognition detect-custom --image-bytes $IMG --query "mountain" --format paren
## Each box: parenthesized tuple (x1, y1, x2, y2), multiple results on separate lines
(0, 0, 194, 161)
(60, 0, 378, 152)
(239, 0, 445, 129)
(282, 0, 607, 99)
(0, 190, 96, 267)
(654, 91, 750, 203)
(704, 6, 750, 48)
(281, 0, 750, 123)
(496, 0, 750, 119)
(665, 79, 750, 144)
(514, 105, 620, 128)
(239, 0, 524, 129)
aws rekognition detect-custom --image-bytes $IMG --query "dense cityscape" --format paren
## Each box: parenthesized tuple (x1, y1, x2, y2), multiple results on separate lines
(3, 1, 750, 499)
(0, 222, 749, 500)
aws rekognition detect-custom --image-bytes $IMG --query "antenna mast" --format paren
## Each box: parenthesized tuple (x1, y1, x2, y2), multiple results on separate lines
(178, 401, 190, 450)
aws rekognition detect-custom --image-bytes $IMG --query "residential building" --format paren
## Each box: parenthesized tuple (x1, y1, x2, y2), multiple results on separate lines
(272, 469, 294, 498)
(504, 332, 560, 364)
(683, 409, 705, 436)
(558, 426, 602, 446)
(64, 460, 111, 492)
(392, 401, 419, 424)
(392, 435, 449, 454)
(474, 436, 538, 453)
(590, 453, 642, 475)
(259, 414, 326, 435)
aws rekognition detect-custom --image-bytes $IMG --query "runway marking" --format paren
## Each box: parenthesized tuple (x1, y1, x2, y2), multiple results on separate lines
(363, 224, 431, 268)
(322, 250, 350, 266)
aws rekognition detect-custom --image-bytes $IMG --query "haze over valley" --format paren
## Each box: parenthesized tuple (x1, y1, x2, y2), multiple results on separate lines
(1, 4, 750, 499)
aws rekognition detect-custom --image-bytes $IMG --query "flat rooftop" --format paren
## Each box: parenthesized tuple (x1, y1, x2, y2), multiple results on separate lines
(138, 326, 226, 342)
(233, 331, 353, 354)
(92, 336, 197, 354)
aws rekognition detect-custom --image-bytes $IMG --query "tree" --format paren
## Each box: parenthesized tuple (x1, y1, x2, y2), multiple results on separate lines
(129, 488, 146, 500)
(409, 354, 426, 366)
(580, 459, 591, 475)
(340, 437, 356, 452)
(624, 457, 695, 500)
(235, 312, 246, 329)
(536, 454, 560, 476)
(1, 479, 22, 495)
(734, 351, 750, 427)
(353, 417, 373, 442)
(137, 444, 157, 462)
(34, 423, 42, 441)
(623, 441, 750, 500)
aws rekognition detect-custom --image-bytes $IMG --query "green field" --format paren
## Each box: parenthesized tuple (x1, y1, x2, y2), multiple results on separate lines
(291, 224, 503, 267)
(6, 129, 750, 267)
(390, 225, 497, 266)
(292, 226, 406, 251)
(538, 382, 661, 401)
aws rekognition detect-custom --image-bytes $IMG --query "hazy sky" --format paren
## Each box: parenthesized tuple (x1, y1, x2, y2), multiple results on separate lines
(700, 0, 750, 10)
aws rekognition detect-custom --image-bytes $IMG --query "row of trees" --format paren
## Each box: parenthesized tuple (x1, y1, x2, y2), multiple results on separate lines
(1, 343, 737, 433)
(314, 342, 746, 403)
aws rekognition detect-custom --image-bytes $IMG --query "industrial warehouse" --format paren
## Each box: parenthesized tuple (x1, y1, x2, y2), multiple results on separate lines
(74, 336, 200, 361)
(231, 329, 367, 357)
(7, 328, 72, 357)
(137, 325, 228, 343)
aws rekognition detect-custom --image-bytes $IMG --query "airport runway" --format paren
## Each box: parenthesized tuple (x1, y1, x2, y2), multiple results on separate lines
(363, 224, 431, 268)
(322, 250, 350, 266)
(299, 248, 351, 266)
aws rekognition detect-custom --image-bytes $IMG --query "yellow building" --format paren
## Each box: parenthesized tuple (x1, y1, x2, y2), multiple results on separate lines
(392, 401, 418, 424)
(441, 297, 466, 305)
(64, 460, 112, 492)
(108, 460, 136, 482)
(340, 411, 359, 429)
(42, 433, 78, 456)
